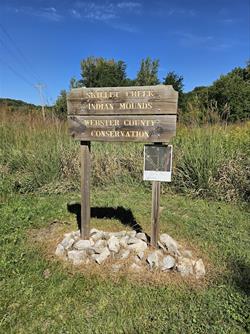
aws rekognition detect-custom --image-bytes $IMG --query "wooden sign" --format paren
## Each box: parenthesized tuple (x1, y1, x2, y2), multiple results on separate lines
(68, 115, 176, 142)
(67, 85, 178, 245)
(67, 85, 178, 143)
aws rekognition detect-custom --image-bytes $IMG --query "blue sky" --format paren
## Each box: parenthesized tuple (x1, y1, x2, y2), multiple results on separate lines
(0, 0, 249, 105)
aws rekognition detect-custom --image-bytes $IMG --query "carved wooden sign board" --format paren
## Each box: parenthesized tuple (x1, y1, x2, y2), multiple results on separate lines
(67, 85, 178, 142)
(67, 85, 178, 246)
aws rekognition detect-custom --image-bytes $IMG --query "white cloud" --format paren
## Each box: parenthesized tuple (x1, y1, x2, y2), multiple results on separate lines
(68, 1, 142, 32)
(109, 22, 139, 33)
(117, 2, 142, 10)
(167, 8, 196, 16)
(219, 18, 241, 24)
(70, 1, 142, 22)
(174, 32, 213, 47)
(173, 31, 239, 52)
(71, 9, 81, 18)
(13, 6, 63, 22)
(7, 1, 142, 31)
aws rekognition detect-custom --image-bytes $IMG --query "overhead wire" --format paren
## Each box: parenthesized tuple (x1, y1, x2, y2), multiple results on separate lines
(0, 23, 41, 83)
(0, 56, 34, 88)
(0, 23, 54, 105)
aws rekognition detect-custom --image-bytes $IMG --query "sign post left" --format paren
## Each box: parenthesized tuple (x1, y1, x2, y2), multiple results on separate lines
(80, 141, 91, 239)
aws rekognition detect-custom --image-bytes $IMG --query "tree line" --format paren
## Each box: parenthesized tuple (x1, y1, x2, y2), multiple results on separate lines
(55, 57, 250, 123)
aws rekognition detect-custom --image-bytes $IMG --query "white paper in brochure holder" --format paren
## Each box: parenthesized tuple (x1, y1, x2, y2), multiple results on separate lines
(143, 144, 173, 182)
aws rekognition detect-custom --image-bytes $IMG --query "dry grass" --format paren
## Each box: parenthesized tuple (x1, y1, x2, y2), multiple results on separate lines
(1, 111, 249, 202)
(28, 221, 215, 289)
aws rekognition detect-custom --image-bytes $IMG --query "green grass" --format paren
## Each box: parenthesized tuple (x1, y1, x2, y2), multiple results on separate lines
(1, 185, 249, 333)
(0, 113, 249, 202)
(0, 112, 249, 332)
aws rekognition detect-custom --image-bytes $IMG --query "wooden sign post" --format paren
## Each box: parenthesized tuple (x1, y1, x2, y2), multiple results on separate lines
(151, 181, 161, 247)
(67, 85, 178, 245)
(80, 141, 91, 239)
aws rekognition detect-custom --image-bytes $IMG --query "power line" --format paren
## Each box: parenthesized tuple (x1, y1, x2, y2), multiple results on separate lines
(0, 23, 53, 105)
(0, 23, 41, 83)
(0, 36, 39, 84)
(0, 24, 54, 106)
(0, 56, 34, 88)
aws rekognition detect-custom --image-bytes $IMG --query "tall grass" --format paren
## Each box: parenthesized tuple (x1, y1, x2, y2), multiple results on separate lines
(0, 111, 249, 202)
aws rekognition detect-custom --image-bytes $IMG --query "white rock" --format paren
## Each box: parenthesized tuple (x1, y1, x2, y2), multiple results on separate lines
(91, 231, 105, 241)
(68, 250, 86, 265)
(61, 236, 74, 249)
(109, 231, 127, 238)
(177, 257, 194, 277)
(137, 251, 144, 260)
(194, 259, 206, 279)
(126, 230, 137, 238)
(107, 236, 120, 253)
(128, 240, 147, 253)
(158, 241, 166, 251)
(119, 249, 130, 260)
(74, 239, 91, 250)
(136, 232, 147, 242)
(160, 234, 180, 256)
(161, 255, 176, 271)
(92, 239, 107, 254)
(127, 237, 141, 245)
(73, 230, 80, 238)
(130, 263, 141, 271)
(119, 236, 130, 248)
(90, 228, 100, 235)
(55, 244, 65, 257)
(65, 238, 74, 250)
(92, 247, 110, 264)
(147, 251, 161, 269)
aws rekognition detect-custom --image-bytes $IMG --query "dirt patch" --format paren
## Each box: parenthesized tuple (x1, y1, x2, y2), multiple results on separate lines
(28, 221, 217, 288)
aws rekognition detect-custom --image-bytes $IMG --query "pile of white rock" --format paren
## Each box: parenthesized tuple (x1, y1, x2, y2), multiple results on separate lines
(55, 228, 205, 279)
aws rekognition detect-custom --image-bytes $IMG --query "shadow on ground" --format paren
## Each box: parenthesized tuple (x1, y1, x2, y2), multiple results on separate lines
(227, 258, 250, 296)
(67, 202, 150, 242)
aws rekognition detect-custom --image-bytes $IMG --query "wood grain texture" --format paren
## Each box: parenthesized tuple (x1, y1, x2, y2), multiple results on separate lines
(67, 85, 178, 115)
(68, 115, 176, 142)
(151, 181, 161, 248)
(80, 141, 91, 239)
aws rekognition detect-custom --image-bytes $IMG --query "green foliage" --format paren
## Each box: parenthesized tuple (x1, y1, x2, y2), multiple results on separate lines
(80, 56, 127, 87)
(172, 125, 250, 200)
(70, 76, 84, 89)
(136, 57, 160, 85)
(209, 66, 250, 121)
(0, 98, 40, 113)
(185, 62, 250, 122)
(0, 112, 249, 203)
(54, 90, 67, 119)
(163, 71, 185, 109)
(163, 71, 184, 92)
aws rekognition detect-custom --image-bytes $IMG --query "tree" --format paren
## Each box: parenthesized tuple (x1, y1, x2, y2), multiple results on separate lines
(54, 90, 67, 119)
(70, 76, 84, 89)
(163, 71, 185, 109)
(136, 57, 159, 86)
(163, 71, 184, 92)
(208, 63, 250, 121)
(79, 57, 127, 87)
